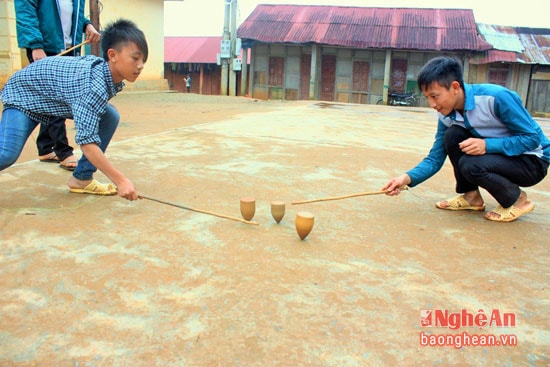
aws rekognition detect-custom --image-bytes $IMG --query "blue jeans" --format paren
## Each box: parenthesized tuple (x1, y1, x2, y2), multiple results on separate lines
(0, 105, 120, 180)
(445, 125, 549, 207)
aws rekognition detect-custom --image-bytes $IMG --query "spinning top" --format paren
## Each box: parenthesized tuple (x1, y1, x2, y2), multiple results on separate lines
(270, 201, 285, 223)
(295, 211, 315, 240)
(240, 197, 256, 221)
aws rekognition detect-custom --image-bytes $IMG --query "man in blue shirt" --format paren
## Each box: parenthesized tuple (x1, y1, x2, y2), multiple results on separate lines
(0, 19, 148, 201)
(383, 56, 550, 222)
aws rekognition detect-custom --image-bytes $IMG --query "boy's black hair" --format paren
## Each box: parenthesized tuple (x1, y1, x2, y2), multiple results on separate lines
(101, 19, 148, 62)
(417, 56, 464, 91)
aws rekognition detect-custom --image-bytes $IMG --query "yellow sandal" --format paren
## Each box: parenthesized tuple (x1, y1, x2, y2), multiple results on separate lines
(69, 180, 117, 196)
(485, 202, 535, 222)
(436, 195, 485, 211)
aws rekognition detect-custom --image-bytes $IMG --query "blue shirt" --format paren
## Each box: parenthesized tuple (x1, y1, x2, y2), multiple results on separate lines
(407, 83, 550, 186)
(1, 55, 124, 145)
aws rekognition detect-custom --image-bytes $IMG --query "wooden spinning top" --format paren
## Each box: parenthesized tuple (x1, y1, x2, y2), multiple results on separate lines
(295, 211, 314, 240)
(240, 197, 256, 221)
(270, 201, 285, 223)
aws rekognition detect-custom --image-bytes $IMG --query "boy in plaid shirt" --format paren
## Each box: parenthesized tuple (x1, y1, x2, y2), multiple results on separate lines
(0, 19, 148, 201)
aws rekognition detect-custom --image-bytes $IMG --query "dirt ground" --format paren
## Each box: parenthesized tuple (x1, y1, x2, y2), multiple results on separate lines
(1, 92, 549, 366)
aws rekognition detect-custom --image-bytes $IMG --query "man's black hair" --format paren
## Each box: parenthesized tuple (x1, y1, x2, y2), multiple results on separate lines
(417, 56, 464, 91)
(101, 19, 148, 62)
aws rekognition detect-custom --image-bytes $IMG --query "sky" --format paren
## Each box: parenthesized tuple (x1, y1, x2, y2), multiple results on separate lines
(164, 0, 549, 37)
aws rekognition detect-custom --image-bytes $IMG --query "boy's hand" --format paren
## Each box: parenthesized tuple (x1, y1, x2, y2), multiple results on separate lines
(382, 174, 411, 196)
(116, 178, 139, 201)
(459, 138, 486, 155)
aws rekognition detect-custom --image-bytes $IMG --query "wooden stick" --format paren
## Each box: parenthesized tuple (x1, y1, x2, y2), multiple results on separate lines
(57, 40, 90, 56)
(139, 195, 259, 225)
(291, 187, 407, 205)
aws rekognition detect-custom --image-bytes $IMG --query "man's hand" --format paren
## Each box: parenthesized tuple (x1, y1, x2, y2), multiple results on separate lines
(85, 24, 101, 43)
(459, 138, 486, 155)
(31, 48, 47, 61)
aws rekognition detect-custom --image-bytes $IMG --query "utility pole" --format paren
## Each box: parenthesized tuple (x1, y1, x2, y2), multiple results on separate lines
(89, 0, 100, 56)
(228, 0, 238, 96)
(221, 0, 232, 95)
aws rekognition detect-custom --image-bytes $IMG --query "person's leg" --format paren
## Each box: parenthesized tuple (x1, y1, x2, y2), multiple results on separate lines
(36, 117, 73, 161)
(444, 125, 479, 193)
(28, 47, 74, 163)
(459, 153, 548, 208)
(71, 103, 120, 181)
(37, 119, 77, 163)
(43, 117, 78, 170)
(48, 117, 74, 162)
(36, 123, 56, 159)
(437, 125, 485, 209)
(37, 117, 75, 160)
(0, 109, 39, 171)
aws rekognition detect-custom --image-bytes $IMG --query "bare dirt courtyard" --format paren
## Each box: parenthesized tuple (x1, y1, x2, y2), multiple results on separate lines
(1, 92, 549, 366)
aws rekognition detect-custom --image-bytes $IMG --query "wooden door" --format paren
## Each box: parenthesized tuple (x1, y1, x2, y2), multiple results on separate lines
(488, 65, 510, 87)
(269, 57, 285, 99)
(269, 57, 284, 86)
(352, 61, 370, 104)
(320, 55, 336, 101)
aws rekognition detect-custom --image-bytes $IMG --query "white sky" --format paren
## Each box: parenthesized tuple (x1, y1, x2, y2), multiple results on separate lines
(164, 0, 549, 37)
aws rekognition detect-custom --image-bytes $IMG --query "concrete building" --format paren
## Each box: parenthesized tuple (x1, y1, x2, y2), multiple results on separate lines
(236, 5, 550, 113)
(0, 0, 18, 87)
(237, 5, 492, 106)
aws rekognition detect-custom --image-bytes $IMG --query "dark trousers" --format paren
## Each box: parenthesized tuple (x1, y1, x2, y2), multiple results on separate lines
(445, 125, 549, 207)
(27, 48, 74, 161)
(36, 117, 73, 161)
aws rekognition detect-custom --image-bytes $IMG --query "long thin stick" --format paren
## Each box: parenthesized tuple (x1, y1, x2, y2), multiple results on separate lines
(57, 40, 90, 56)
(139, 195, 259, 225)
(291, 187, 407, 205)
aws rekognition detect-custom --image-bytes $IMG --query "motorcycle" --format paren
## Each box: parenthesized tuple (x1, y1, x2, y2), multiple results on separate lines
(377, 91, 417, 107)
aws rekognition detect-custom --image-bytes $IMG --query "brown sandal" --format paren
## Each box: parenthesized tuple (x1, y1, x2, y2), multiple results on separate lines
(38, 152, 60, 163)
(59, 160, 77, 171)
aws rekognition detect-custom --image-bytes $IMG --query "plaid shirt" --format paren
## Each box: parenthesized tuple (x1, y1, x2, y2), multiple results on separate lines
(1, 55, 124, 145)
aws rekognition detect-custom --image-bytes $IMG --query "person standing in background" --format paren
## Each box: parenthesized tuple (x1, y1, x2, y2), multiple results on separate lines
(185, 74, 191, 93)
(14, 0, 101, 171)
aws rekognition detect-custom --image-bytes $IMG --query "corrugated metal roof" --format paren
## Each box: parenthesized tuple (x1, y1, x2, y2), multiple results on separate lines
(469, 50, 524, 64)
(165, 37, 221, 63)
(472, 25, 550, 65)
(476, 24, 524, 52)
(237, 5, 492, 51)
(518, 31, 550, 64)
